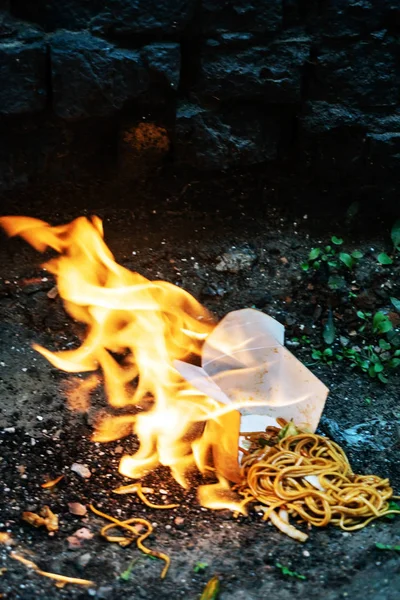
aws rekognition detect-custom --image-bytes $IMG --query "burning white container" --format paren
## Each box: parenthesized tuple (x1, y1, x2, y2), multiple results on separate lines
(175, 308, 329, 435)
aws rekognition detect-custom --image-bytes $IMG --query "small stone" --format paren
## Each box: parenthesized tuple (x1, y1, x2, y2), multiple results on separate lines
(76, 553, 91, 568)
(174, 516, 185, 527)
(114, 445, 123, 454)
(68, 502, 87, 516)
(74, 528, 94, 540)
(215, 247, 257, 274)
(67, 536, 82, 549)
(47, 286, 58, 299)
(71, 463, 91, 479)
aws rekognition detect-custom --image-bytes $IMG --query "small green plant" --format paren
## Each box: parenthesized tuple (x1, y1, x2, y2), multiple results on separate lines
(301, 236, 363, 287)
(276, 563, 306, 580)
(194, 562, 209, 573)
(291, 335, 311, 345)
(338, 340, 400, 384)
(120, 559, 139, 581)
(311, 348, 334, 366)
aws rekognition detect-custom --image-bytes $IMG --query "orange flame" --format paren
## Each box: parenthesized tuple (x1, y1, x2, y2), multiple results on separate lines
(0, 216, 244, 509)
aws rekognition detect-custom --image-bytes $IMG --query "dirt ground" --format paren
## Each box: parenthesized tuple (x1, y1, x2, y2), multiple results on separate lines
(0, 172, 399, 600)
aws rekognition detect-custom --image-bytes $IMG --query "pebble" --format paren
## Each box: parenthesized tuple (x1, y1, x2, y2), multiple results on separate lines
(71, 463, 91, 478)
(76, 553, 92, 568)
(68, 502, 87, 516)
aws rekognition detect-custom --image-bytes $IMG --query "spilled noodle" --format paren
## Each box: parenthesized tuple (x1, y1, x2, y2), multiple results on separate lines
(235, 421, 400, 541)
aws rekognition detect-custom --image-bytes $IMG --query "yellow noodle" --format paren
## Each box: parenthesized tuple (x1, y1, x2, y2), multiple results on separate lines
(89, 504, 170, 578)
(237, 432, 400, 539)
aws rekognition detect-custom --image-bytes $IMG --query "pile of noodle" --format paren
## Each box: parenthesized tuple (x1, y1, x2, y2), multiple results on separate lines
(235, 424, 400, 541)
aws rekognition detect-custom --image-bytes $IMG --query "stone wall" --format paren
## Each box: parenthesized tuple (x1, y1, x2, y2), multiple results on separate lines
(0, 1, 399, 197)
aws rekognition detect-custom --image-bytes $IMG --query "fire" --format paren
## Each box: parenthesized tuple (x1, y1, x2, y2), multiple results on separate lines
(0, 216, 243, 508)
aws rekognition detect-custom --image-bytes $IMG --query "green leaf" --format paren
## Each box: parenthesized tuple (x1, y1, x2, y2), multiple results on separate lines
(378, 373, 389, 384)
(276, 563, 306, 581)
(301, 262, 309, 272)
(194, 562, 209, 573)
(379, 338, 391, 350)
(372, 312, 393, 334)
(376, 543, 400, 551)
(377, 252, 393, 265)
(364, 397, 372, 405)
(328, 275, 346, 290)
(339, 252, 354, 269)
(357, 310, 366, 320)
(200, 576, 220, 600)
(391, 219, 400, 250)
(323, 310, 336, 345)
(351, 250, 363, 259)
(374, 363, 384, 373)
(309, 248, 321, 261)
(390, 358, 400, 369)
(120, 559, 139, 581)
(390, 297, 400, 312)
(331, 236, 343, 245)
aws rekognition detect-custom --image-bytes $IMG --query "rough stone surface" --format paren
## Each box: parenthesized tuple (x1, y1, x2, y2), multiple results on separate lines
(311, 40, 399, 107)
(141, 42, 181, 91)
(305, 0, 400, 38)
(175, 103, 278, 169)
(195, 36, 310, 102)
(50, 31, 149, 120)
(201, 0, 282, 34)
(0, 16, 47, 115)
(11, 0, 197, 35)
(0, 0, 399, 194)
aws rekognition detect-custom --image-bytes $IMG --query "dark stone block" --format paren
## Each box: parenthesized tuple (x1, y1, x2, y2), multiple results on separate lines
(301, 101, 400, 136)
(306, 0, 400, 38)
(201, 0, 282, 34)
(194, 36, 310, 102)
(0, 114, 117, 191)
(141, 43, 181, 91)
(300, 101, 364, 134)
(50, 31, 149, 120)
(0, 34, 47, 115)
(11, 0, 197, 35)
(299, 101, 367, 178)
(175, 103, 278, 170)
(311, 40, 399, 107)
(299, 102, 400, 184)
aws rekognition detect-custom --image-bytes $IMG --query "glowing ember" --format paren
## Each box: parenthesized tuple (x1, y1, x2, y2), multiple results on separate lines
(0, 216, 242, 509)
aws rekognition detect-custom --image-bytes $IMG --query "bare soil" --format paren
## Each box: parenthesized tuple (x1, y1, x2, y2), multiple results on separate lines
(0, 173, 399, 600)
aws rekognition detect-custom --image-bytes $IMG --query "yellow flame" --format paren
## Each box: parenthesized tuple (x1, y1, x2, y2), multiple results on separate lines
(0, 215, 242, 505)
